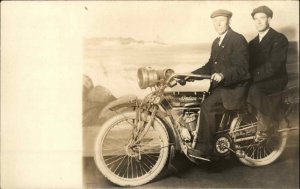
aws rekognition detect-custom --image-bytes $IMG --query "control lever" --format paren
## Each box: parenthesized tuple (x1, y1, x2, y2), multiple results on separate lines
(178, 79, 186, 86)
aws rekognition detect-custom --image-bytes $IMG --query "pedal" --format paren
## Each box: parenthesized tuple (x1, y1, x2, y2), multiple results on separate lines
(235, 150, 245, 158)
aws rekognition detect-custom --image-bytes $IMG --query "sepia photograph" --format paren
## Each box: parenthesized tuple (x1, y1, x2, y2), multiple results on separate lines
(1, 1, 299, 188)
(82, 1, 299, 188)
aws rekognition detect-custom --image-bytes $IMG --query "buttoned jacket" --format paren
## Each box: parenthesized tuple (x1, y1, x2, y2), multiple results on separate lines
(192, 28, 251, 110)
(248, 27, 288, 94)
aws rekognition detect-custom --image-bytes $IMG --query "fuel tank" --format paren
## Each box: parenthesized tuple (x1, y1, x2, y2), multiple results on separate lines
(162, 91, 209, 108)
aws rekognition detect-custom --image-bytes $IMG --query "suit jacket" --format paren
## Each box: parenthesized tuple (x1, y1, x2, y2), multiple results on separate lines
(247, 28, 289, 118)
(192, 28, 250, 110)
(248, 27, 288, 94)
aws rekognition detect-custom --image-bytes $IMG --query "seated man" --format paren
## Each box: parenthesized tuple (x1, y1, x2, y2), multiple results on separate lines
(247, 6, 289, 141)
(189, 9, 250, 158)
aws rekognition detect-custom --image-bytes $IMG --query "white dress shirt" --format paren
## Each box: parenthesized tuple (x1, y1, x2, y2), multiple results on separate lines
(218, 31, 228, 46)
(259, 28, 270, 42)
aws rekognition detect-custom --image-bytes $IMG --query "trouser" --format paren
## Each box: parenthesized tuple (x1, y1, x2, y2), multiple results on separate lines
(197, 89, 225, 154)
(256, 111, 278, 132)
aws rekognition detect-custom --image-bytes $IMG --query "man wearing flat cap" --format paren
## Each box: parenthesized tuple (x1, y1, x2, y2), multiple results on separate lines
(190, 9, 250, 158)
(247, 5, 289, 141)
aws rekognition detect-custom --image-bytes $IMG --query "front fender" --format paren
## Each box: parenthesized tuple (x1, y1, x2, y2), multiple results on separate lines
(98, 95, 139, 119)
(98, 95, 179, 151)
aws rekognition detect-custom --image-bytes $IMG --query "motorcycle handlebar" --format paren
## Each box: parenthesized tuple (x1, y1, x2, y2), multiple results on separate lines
(167, 73, 211, 87)
(173, 73, 211, 80)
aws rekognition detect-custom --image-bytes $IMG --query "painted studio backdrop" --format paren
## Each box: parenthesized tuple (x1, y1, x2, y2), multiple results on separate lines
(82, 1, 299, 127)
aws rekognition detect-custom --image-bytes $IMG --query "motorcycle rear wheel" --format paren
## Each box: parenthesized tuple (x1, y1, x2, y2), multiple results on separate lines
(235, 115, 288, 167)
(94, 111, 169, 186)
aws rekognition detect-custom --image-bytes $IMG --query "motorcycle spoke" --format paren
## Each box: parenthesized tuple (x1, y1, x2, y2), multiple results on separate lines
(116, 156, 128, 176)
(139, 159, 148, 175)
(144, 153, 158, 162)
(263, 147, 267, 158)
(130, 157, 134, 178)
(103, 143, 125, 150)
(141, 158, 151, 172)
(102, 146, 124, 151)
(259, 146, 262, 159)
(119, 156, 128, 178)
(102, 147, 124, 152)
(140, 145, 162, 153)
(106, 155, 126, 167)
(143, 155, 155, 168)
(126, 156, 130, 178)
(134, 158, 139, 178)
(104, 154, 123, 162)
(138, 159, 145, 176)
(251, 146, 256, 159)
(146, 153, 159, 158)
(112, 155, 127, 174)
(102, 149, 125, 156)
(105, 136, 129, 141)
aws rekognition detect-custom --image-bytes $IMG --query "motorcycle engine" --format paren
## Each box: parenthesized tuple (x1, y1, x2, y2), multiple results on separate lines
(179, 111, 198, 142)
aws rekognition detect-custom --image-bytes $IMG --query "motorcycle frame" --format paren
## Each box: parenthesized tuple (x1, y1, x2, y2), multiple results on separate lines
(98, 72, 298, 161)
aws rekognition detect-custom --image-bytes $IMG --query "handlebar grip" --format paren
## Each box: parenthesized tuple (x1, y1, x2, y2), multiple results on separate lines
(178, 79, 186, 86)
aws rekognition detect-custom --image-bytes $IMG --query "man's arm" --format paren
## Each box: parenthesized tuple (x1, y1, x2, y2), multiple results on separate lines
(221, 35, 250, 85)
(253, 34, 288, 82)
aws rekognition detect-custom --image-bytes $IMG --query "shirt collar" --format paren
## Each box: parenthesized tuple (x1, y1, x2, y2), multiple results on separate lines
(258, 28, 270, 42)
(218, 30, 228, 45)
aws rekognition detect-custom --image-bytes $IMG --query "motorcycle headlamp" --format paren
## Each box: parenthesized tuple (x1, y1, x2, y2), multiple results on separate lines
(137, 67, 174, 89)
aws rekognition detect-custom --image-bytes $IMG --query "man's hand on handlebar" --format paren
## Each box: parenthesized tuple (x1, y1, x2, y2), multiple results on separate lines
(170, 73, 211, 87)
(211, 73, 224, 83)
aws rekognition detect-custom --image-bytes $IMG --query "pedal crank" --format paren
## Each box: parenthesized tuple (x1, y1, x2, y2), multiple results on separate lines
(222, 145, 245, 158)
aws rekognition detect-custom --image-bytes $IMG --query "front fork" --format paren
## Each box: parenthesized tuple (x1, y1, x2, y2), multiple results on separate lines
(129, 105, 159, 147)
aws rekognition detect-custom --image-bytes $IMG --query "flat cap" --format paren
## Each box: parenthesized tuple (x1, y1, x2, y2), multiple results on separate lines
(210, 9, 232, 18)
(251, 5, 273, 18)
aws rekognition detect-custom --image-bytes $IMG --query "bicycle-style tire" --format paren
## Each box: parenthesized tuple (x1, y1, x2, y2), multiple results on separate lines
(94, 111, 169, 186)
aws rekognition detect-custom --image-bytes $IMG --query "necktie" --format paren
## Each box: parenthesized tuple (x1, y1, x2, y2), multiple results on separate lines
(259, 35, 262, 43)
(217, 37, 221, 46)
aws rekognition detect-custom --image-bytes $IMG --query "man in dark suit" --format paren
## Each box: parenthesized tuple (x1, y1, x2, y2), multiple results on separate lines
(247, 5, 289, 141)
(189, 9, 250, 158)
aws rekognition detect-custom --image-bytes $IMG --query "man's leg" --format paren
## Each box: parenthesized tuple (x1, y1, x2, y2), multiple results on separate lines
(255, 111, 279, 141)
(256, 111, 273, 132)
(188, 89, 225, 156)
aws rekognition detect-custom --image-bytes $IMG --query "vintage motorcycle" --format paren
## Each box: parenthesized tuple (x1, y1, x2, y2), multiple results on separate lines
(94, 67, 298, 186)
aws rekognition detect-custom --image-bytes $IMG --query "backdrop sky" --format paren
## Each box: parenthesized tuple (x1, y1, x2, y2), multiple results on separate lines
(84, 1, 299, 44)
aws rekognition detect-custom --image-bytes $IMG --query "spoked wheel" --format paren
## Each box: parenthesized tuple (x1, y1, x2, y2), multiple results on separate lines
(234, 114, 288, 167)
(94, 111, 169, 186)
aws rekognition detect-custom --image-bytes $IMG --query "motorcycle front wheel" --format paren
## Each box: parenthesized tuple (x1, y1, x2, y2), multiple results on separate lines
(94, 111, 169, 186)
(235, 114, 288, 167)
